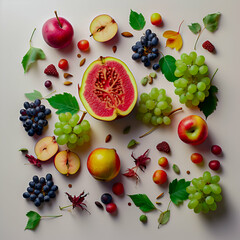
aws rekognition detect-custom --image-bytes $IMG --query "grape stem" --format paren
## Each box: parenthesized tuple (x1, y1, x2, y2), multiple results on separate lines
(29, 28, 36, 47)
(78, 111, 87, 125)
(210, 68, 218, 83)
(194, 27, 206, 50)
(139, 107, 183, 138)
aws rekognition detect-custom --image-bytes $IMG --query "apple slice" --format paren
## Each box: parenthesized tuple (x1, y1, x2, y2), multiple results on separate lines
(90, 14, 118, 42)
(35, 136, 59, 161)
(54, 150, 80, 176)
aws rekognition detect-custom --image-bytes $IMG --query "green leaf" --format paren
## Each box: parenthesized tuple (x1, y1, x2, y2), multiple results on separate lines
(47, 92, 80, 115)
(22, 47, 46, 73)
(25, 90, 43, 101)
(158, 210, 170, 228)
(25, 211, 41, 230)
(129, 194, 156, 212)
(188, 23, 201, 34)
(129, 10, 146, 30)
(127, 139, 139, 148)
(169, 179, 191, 206)
(199, 85, 218, 118)
(123, 125, 131, 134)
(159, 55, 178, 82)
(203, 12, 221, 32)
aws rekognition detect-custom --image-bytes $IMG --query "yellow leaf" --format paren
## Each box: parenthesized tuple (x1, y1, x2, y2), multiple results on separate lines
(163, 31, 178, 39)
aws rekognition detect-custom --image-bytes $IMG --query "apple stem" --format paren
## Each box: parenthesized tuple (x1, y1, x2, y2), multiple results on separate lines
(54, 11, 62, 28)
(139, 107, 183, 138)
(41, 214, 62, 218)
(59, 205, 72, 210)
(29, 28, 36, 47)
(78, 111, 87, 125)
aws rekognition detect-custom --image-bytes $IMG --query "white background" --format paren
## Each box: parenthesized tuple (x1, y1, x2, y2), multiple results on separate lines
(0, 0, 240, 239)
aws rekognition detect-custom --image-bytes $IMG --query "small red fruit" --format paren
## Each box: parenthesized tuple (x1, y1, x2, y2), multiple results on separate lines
(191, 153, 203, 164)
(209, 160, 220, 171)
(202, 40, 215, 53)
(158, 157, 168, 167)
(44, 64, 59, 77)
(150, 13, 162, 26)
(44, 80, 52, 89)
(58, 59, 69, 70)
(112, 182, 124, 196)
(152, 170, 167, 184)
(77, 40, 90, 51)
(106, 202, 117, 213)
(211, 145, 222, 155)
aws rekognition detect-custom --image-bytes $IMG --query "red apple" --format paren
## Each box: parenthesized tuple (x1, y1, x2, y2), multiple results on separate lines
(178, 115, 208, 145)
(54, 150, 80, 176)
(87, 148, 120, 181)
(42, 11, 74, 49)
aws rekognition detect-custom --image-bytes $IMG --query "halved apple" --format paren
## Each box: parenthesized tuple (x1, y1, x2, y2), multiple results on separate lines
(90, 14, 118, 42)
(34, 136, 59, 161)
(54, 150, 80, 176)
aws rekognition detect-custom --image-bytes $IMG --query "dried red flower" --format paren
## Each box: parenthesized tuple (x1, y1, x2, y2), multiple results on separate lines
(123, 167, 139, 179)
(131, 149, 150, 171)
(25, 154, 41, 168)
(65, 191, 89, 212)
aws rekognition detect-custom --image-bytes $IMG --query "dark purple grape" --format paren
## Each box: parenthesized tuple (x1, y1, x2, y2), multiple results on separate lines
(151, 37, 159, 46)
(20, 109, 27, 115)
(153, 63, 160, 70)
(101, 193, 112, 204)
(45, 80, 52, 89)
(23, 102, 30, 109)
(34, 99, 41, 106)
(144, 61, 151, 67)
(132, 53, 141, 60)
(23, 192, 30, 199)
(19, 115, 28, 121)
(44, 109, 51, 115)
(39, 105, 45, 112)
(145, 29, 151, 36)
(28, 129, 35, 136)
(29, 102, 36, 108)
(141, 56, 148, 63)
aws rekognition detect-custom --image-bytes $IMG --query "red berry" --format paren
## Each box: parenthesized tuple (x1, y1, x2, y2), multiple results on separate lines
(77, 40, 90, 51)
(158, 157, 168, 167)
(112, 182, 124, 195)
(211, 145, 222, 155)
(106, 202, 117, 213)
(156, 141, 170, 153)
(44, 64, 59, 77)
(44, 80, 52, 88)
(209, 160, 220, 171)
(202, 40, 215, 53)
(191, 153, 203, 164)
(152, 170, 167, 184)
(58, 59, 69, 70)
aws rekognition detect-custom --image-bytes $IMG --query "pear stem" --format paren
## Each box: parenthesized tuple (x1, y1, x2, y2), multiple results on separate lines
(54, 11, 62, 28)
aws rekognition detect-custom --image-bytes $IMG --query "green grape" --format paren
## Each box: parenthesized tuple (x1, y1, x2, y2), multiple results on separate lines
(154, 107, 161, 116)
(60, 121, 68, 127)
(179, 94, 187, 104)
(199, 65, 208, 75)
(175, 88, 184, 96)
(188, 199, 199, 209)
(188, 84, 197, 94)
(197, 82, 206, 91)
(203, 171, 212, 183)
(72, 114, 80, 123)
(67, 142, 77, 149)
(146, 100, 155, 110)
(202, 202, 209, 213)
(157, 94, 166, 101)
(192, 97, 200, 106)
(59, 113, 67, 122)
(157, 101, 168, 110)
(196, 91, 205, 101)
(209, 202, 217, 211)
(69, 133, 78, 144)
(57, 134, 69, 145)
(194, 203, 202, 213)
(140, 93, 150, 103)
(162, 106, 172, 114)
(201, 77, 211, 85)
(83, 134, 90, 142)
(210, 184, 222, 194)
(163, 116, 171, 125)
(138, 104, 148, 113)
(166, 97, 172, 104)
(194, 192, 202, 200)
(186, 92, 194, 100)
(189, 65, 199, 75)
(188, 193, 194, 200)
(191, 178, 199, 187)
(77, 137, 84, 146)
(211, 175, 220, 184)
(81, 120, 90, 131)
(73, 125, 82, 134)
(211, 193, 222, 202)
(69, 118, 78, 127)
(174, 69, 184, 77)
(186, 186, 197, 194)
(174, 79, 181, 88)
(197, 180, 205, 190)
(175, 59, 184, 67)
(204, 90, 209, 97)
(54, 128, 64, 136)
(142, 113, 152, 124)
(179, 78, 188, 88)
(150, 88, 159, 100)
(180, 53, 188, 61)
(55, 122, 63, 128)
(157, 117, 163, 124)
(189, 51, 197, 61)
(195, 55, 205, 66)
(205, 196, 214, 205)
(203, 185, 212, 194)
(151, 116, 158, 125)
(177, 63, 187, 72)
(63, 125, 72, 134)
(159, 89, 166, 95)
(65, 112, 72, 121)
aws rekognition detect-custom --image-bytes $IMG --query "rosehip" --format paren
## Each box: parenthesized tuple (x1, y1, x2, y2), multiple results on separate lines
(106, 202, 117, 213)
(112, 182, 124, 196)
(158, 157, 168, 167)
(152, 170, 167, 184)
(77, 40, 90, 51)
(150, 13, 162, 26)
(191, 153, 203, 164)
(58, 59, 69, 70)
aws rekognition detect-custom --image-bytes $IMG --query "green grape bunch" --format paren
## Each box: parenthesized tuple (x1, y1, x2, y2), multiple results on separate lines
(136, 88, 173, 126)
(174, 52, 211, 107)
(54, 112, 90, 149)
(187, 171, 222, 214)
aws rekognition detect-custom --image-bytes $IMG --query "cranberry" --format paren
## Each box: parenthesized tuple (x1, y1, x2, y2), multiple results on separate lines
(209, 160, 220, 171)
(112, 182, 124, 196)
(211, 145, 222, 155)
(44, 80, 52, 89)
(106, 202, 117, 213)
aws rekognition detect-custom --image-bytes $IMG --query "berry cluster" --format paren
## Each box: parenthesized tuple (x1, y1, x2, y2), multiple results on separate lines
(132, 29, 160, 70)
(187, 171, 222, 213)
(23, 174, 58, 207)
(19, 99, 51, 136)
(137, 88, 173, 126)
(54, 112, 91, 149)
(173, 52, 211, 107)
